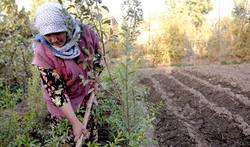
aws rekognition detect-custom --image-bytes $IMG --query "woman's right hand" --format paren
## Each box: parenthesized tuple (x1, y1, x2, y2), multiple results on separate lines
(72, 120, 88, 142)
(59, 102, 88, 142)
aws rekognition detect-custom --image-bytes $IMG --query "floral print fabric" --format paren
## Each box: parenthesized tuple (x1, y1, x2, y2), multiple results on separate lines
(38, 66, 98, 146)
(38, 66, 69, 107)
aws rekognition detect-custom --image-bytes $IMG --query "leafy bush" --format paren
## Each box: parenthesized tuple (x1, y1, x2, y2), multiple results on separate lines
(0, 66, 48, 147)
(0, 0, 34, 89)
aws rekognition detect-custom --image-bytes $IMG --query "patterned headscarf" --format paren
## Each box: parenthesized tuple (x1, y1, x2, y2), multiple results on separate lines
(33, 2, 81, 59)
(34, 2, 68, 35)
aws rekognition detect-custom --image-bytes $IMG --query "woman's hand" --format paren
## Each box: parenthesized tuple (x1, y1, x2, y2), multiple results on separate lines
(72, 120, 88, 142)
(92, 81, 99, 95)
(59, 102, 87, 142)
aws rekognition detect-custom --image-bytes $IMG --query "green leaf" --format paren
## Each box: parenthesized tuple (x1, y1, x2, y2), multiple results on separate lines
(58, 0, 63, 4)
(101, 5, 109, 12)
(100, 82, 107, 90)
(95, 14, 103, 21)
(83, 47, 90, 55)
(109, 27, 113, 35)
(87, 71, 95, 78)
(111, 35, 118, 43)
(79, 74, 85, 80)
(88, 88, 95, 94)
(83, 79, 91, 86)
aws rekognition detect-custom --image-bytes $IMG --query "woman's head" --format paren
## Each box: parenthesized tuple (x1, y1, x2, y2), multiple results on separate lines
(44, 32, 67, 48)
(34, 2, 68, 47)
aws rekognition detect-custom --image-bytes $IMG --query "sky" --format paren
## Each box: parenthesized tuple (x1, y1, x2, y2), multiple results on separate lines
(208, 0, 234, 20)
(16, 0, 234, 21)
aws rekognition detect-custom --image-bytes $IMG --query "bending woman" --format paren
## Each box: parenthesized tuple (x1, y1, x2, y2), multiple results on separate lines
(32, 2, 102, 146)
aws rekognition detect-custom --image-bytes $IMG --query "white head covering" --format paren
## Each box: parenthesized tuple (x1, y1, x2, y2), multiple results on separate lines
(33, 2, 81, 59)
(34, 2, 68, 35)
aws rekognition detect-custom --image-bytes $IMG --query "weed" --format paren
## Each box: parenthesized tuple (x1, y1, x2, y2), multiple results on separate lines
(232, 60, 242, 64)
(221, 60, 230, 65)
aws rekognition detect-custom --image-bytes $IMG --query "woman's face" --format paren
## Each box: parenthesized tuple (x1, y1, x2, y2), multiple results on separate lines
(44, 32, 67, 48)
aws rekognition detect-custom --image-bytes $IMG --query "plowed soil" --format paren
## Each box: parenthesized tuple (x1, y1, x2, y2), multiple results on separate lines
(139, 63, 250, 147)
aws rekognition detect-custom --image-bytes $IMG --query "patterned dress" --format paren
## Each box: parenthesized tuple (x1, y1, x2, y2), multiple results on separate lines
(38, 67, 98, 146)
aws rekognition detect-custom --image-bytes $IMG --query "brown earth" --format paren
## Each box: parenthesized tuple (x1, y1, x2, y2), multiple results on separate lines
(138, 63, 250, 147)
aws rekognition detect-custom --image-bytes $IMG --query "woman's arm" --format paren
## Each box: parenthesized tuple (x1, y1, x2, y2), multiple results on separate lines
(38, 67, 86, 142)
(59, 102, 86, 142)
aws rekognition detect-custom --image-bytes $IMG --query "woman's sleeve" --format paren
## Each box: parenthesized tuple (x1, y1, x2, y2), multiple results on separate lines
(92, 29, 104, 75)
(37, 66, 69, 107)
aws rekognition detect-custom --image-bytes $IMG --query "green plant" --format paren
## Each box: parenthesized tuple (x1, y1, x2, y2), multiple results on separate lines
(0, 65, 49, 147)
(0, 0, 34, 89)
(221, 60, 229, 65)
(44, 118, 71, 147)
(105, 131, 125, 147)
(0, 87, 20, 110)
(15, 134, 41, 147)
(95, 0, 156, 145)
(232, 60, 242, 64)
(0, 86, 23, 147)
(171, 62, 183, 67)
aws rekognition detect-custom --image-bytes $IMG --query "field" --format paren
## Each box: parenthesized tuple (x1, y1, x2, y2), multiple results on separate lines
(139, 63, 250, 147)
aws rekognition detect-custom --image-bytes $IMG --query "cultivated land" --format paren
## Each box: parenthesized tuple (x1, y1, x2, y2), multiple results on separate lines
(139, 63, 250, 146)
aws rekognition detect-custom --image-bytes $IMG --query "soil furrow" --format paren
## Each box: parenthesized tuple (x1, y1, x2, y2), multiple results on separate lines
(179, 65, 250, 98)
(140, 76, 207, 147)
(138, 65, 250, 147)
(153, 73, 250, 146)
(170, 69, 250, 125)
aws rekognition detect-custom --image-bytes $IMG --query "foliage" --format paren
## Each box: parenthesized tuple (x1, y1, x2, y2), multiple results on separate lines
(205, 17, 234, 61)
(0, 66, 47, 147)
(147, 13, 190, 65)
(205, 0, 250, 62)
(0, 87, 21, 146)
(44, 118, 72, 147)
(96, 0, 156, 146)
(143, 0, 214, 66)
(230, 0, 250, 60)
(100, 61, 155, 146)
(0, 86, 21, 111)
(0, 0, 34, 89)
(121, 0, 143, 39)
(221, 60, 229, 65)
(232, 60, 242, 64)
(164, 0, 213, 27)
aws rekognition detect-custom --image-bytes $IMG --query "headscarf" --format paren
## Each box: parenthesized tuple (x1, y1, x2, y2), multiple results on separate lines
(33, 2, 81, 59)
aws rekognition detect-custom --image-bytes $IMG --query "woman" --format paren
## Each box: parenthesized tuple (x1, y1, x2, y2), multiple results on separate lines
(32, 2, 102, 146)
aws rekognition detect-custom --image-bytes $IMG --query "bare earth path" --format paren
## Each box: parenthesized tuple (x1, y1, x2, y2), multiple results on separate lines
(139, 63, 250, 147)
